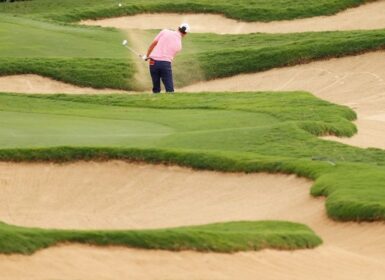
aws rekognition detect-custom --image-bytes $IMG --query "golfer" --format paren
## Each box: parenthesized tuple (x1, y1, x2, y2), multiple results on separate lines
(144, 23, 190, 93)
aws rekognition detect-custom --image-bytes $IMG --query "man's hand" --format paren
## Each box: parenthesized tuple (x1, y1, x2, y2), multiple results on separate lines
(141, 55, 148, 61)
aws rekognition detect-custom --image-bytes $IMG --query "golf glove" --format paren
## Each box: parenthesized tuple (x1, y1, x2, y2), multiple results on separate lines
(141, 55, 148, 61)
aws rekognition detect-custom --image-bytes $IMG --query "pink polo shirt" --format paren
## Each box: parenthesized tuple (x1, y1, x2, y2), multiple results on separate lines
(150, 29, 182, 62)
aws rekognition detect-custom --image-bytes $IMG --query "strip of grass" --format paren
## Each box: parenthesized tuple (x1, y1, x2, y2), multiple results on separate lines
(0, 0, 375, 22)
(0, 57, 133, 89)
(0, 221, 322, 255)
(0, 92, 384, 221)
(174, 29, 385, 86)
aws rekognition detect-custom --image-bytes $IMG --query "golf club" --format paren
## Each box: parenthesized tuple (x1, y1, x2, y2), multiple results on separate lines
(122, 40, 146, 60)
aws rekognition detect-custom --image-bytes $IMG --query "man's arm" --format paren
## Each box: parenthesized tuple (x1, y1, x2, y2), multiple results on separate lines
(146, 40, 158, 58)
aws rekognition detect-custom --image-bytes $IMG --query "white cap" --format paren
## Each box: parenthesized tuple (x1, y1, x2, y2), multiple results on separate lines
(179, 23, 190, 34)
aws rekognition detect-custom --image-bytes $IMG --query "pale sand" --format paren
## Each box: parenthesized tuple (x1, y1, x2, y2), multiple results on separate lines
(0, 161, 384, 279)
(181, 51, 385, 149)
(0, 74, 125, 94)
(80, 1, 385, 34)
(0, 245, 384, 280)
(0, 161, 315, 230)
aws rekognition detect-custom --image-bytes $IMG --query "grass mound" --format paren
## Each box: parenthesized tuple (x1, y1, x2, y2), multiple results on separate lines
(0, 0, 374, 22)
(0, 92, 384, 222)
(312, 165, 385, 221)
(0, 221, 322, 255)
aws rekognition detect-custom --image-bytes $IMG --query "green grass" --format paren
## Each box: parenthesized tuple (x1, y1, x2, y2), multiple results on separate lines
(173, 29, 385, 86)
(0, 221, 322, 255)
(0, 16, 136, 89)
(311, 165, 385, 220)
(1, 92, 384, 222)
(0, 92, 358, 147)
(0, 0, 375, 22)
(2, 15, 385, 90)
(0, 110, 174, 147)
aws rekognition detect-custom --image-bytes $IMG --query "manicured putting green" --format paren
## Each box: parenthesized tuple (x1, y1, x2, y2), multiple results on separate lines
(0, 93, 279, 149)
(0, 110, 173, 148)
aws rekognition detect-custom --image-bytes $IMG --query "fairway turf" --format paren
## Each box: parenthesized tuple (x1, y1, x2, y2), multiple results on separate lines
(0, 0, 374, 22)
(0, 92, 384, 222)
(0, 16, 135, 89)
(0, 221, 321, 255)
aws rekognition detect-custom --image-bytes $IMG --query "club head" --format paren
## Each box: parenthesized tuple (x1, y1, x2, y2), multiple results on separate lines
(122, 40, 128, 46)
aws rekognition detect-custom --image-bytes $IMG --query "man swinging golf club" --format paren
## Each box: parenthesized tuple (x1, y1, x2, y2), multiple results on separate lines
(144, 23, 190, 93)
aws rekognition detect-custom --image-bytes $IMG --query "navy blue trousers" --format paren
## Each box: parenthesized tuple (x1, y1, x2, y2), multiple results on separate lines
(149, 60, 174, 93)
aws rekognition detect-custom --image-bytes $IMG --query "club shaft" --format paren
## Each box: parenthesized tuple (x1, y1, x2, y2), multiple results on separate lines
(124, 45, 141, 57)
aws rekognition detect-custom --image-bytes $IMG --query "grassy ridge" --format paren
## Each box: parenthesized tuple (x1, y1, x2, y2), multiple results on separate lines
(312, 165, 385, 221)
(0, 0, 374, 22)
(175, 29, 385, 86)
(0, 57, 133, 89)
(0, 92, 384, 221)
(0, 221, 322, 254)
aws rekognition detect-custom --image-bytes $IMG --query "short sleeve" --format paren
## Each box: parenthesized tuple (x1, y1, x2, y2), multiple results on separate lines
(154, 29, 166, 42)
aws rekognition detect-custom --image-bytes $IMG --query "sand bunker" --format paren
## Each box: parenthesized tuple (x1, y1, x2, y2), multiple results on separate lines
(1, 245, 384, 280)
(0, 161, 384, 279)
(0, 161, 313, 230)
(181, 51, 385, 149)
(81, 1, 385, 34)
(0, 74, 125, 94)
